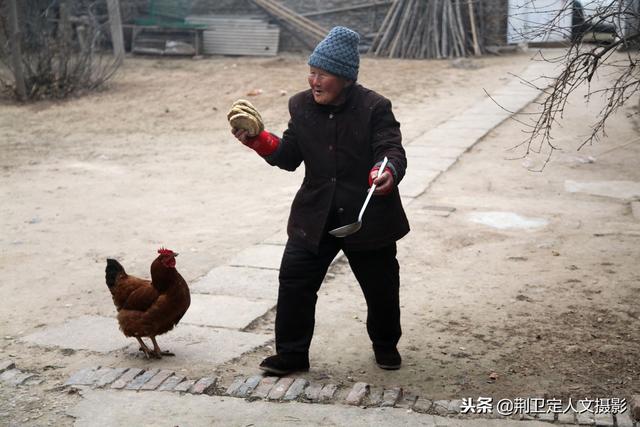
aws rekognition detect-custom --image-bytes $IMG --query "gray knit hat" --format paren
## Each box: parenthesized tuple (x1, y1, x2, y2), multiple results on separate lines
(308, 26, 360, 81)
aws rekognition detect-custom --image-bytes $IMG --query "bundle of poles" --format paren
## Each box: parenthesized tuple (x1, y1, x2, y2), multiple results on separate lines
(369, 0, 482, 59)
(251, 0, 327, 48)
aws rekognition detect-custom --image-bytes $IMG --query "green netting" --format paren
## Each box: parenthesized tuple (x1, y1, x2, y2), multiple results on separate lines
(150, 0, 191, 20)
(134, 0, 204, 29)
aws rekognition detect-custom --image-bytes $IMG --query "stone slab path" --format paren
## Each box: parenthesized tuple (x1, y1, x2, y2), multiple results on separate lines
(22, 315, 131, 353)
(21, 315, 271, 365)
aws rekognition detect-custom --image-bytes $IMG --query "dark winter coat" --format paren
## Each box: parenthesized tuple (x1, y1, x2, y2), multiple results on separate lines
(265, 83, 410, 253)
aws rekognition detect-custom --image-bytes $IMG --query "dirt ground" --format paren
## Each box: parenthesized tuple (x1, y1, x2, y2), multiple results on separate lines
(1, 51, 639, 423)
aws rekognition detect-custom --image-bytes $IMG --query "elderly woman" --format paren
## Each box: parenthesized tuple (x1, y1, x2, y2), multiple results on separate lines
(232, 26, 409, 375)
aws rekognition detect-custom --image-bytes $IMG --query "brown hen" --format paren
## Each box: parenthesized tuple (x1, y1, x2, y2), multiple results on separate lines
(105, 248, 190, 358)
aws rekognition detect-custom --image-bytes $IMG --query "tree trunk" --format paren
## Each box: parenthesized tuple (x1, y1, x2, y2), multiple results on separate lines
(58, 0, 71, 81)
(7, 0, 26, 101)
(106, 0, 125, 65)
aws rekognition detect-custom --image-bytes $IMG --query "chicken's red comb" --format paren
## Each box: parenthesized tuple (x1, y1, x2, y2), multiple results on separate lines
(157, 247, 175, 255)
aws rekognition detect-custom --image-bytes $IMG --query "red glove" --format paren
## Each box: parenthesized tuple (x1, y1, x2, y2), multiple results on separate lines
(368, 165, 394, 196)
(243, 130, 280, 157)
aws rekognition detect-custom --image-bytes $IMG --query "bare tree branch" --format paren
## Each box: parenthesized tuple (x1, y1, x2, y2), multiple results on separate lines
(504, 0, 640, 166)
(0, 0, 122, 101)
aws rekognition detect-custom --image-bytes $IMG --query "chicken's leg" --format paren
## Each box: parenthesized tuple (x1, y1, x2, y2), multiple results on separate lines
(135, 337, 158, 359)
(150, 336, 175, 357)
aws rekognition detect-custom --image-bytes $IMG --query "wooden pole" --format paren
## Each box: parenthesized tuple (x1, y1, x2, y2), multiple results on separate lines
(389, 0, 413, 57)
(376, 0, 404, 55)
(468, 0, 481, 56)
(59, 0, 71, 45)
(58, 0, 71, 79)
(441, 0, 448, 57)
(368, 0, 484, 59)
(7, 0, 26, 101)
(265, 0, 327, 36)
(453, 0, 466, 57)
(106, 0, 125, 65)
(369, 0, 399, 54)
(253, 0, 326, 40)
(301, 2, 393, 17)
(433, 0, 441, 57)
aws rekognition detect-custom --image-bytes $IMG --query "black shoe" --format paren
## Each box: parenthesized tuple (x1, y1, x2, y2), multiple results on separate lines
(259, 353, 310, 376)
(373, 346, 402, 370)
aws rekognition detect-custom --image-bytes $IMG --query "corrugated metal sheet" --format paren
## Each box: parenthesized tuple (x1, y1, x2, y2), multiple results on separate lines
(185, 15, 280, 56)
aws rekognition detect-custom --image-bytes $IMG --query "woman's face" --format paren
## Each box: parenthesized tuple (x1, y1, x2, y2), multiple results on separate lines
(308, 66, 350, 105)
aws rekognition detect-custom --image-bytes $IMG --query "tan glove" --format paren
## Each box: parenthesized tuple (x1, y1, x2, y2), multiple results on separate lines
(227, 99, 264, 137)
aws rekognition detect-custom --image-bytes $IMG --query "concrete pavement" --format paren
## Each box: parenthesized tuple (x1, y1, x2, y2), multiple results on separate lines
(68, 389, 553, 427)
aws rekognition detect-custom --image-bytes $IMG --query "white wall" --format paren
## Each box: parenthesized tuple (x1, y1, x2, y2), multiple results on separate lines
(507, 0, 573, 43)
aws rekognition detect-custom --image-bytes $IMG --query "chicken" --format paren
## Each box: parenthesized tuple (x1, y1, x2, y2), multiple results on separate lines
(105, 248, 190, 359)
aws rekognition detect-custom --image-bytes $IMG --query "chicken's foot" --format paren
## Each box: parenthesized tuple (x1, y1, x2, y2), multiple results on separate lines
(151, 336, 175, 357)
(135, 337, 160, 359)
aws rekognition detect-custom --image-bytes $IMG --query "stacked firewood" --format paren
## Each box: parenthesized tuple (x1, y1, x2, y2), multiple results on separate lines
(369, 0, 482, 59)
(251, 0, 328, 48)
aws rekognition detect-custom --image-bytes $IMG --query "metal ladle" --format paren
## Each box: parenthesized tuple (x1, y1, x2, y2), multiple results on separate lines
(329, 156, 388, 238)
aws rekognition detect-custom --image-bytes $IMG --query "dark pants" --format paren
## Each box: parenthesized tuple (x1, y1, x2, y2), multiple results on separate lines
(275, 237, 402, 356)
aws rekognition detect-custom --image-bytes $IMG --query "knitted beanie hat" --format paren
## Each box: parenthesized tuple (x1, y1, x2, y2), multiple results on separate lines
(308, 26, 360, 81)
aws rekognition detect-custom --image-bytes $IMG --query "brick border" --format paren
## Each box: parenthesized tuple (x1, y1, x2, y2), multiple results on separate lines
(4, 359, 636, 426)
(58, 364, 638, 426)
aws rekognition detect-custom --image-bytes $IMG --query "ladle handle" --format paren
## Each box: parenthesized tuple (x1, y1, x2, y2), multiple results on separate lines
(358, 157, 388, 222)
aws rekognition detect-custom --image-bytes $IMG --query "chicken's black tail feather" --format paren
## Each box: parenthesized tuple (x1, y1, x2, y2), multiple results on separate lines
(105, 259, 125, 289)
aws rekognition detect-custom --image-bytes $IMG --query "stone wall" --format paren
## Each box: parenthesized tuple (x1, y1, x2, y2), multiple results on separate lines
(478, 0, 509, 47)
